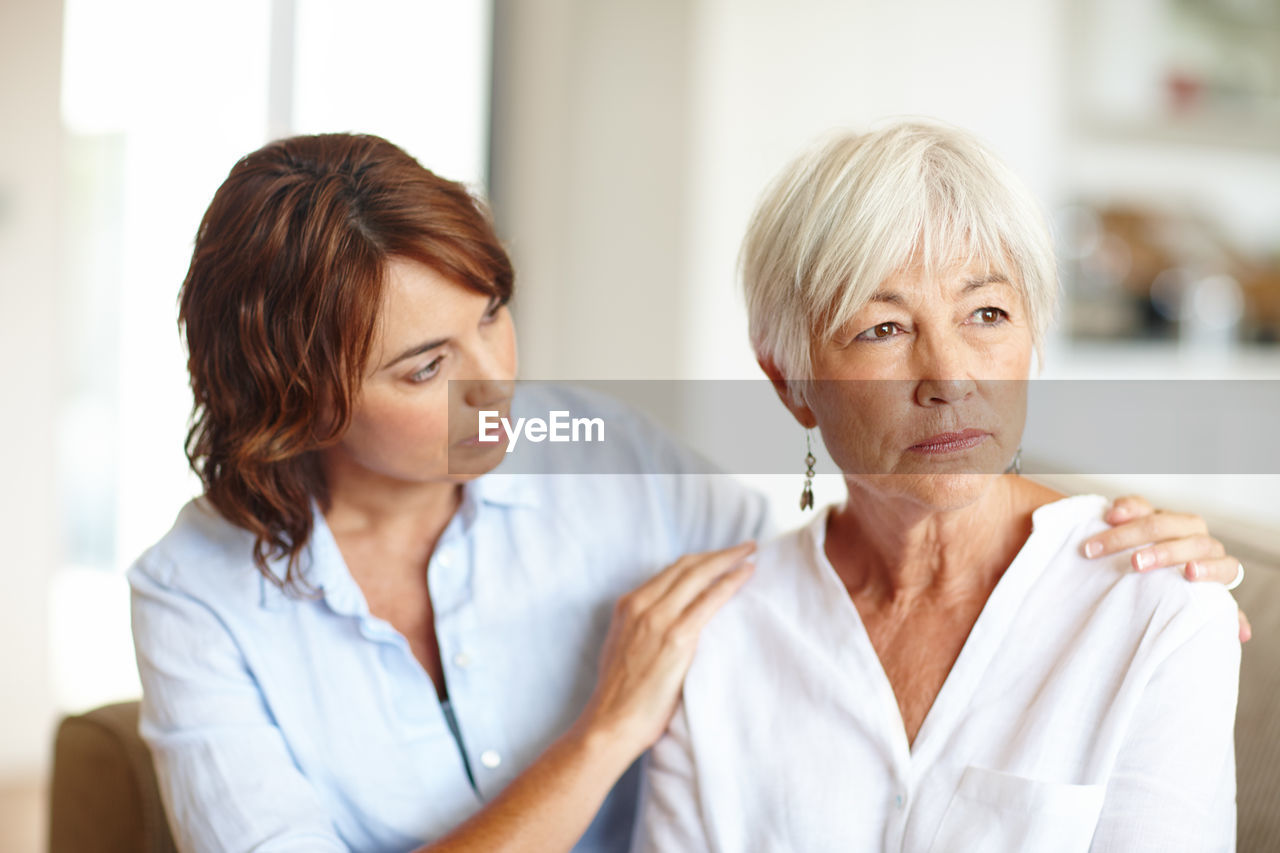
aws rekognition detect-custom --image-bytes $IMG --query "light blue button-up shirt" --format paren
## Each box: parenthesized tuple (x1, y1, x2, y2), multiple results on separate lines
(129, 386, 770, 852)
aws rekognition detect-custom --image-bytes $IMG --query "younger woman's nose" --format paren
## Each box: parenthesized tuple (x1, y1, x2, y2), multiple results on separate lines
(463, 377, 514, 409)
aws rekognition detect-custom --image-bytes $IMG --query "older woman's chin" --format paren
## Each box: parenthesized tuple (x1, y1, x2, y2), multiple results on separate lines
(853, 472, 1004, 513)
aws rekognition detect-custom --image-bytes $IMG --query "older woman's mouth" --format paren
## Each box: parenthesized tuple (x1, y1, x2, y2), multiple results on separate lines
(907, 429, 990, 454)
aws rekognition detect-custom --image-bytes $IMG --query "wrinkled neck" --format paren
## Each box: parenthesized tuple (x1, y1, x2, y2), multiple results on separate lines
(826, 478, 1028, 608)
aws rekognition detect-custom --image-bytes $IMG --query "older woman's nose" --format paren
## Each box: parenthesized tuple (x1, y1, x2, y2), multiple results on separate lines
(914, 377, 976, 406)
(911, 334, 977, 406)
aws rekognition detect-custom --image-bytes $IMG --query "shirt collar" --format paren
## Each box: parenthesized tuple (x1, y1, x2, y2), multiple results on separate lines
(259, 476, 539, 612)
(466, 471, 542, 509)
(259, 500, 363, 614)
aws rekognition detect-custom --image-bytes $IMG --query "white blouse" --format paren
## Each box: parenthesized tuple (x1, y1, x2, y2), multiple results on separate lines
(634, 495, 1239, 852)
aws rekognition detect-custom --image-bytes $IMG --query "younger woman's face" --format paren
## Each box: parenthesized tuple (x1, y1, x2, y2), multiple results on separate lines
(323, 257, 518, 486)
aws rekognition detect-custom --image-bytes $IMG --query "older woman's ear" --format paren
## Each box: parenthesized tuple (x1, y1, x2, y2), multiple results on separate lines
(757, 356, 818, 429)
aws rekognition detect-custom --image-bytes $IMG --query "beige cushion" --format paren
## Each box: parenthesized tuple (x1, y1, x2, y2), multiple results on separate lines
(1235, 556, 1280, 852)
(49, 701, 176, 853)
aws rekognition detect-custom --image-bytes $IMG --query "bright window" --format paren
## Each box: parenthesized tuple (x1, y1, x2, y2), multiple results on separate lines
(54, 0, 492, 711)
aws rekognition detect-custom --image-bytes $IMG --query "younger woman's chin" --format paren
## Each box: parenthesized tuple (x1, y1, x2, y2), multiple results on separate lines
(444, 443, 510, 479)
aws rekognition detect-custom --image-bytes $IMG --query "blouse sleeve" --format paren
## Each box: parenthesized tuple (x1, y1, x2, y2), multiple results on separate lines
(129, 560, 349, 853)
(630, 700, 713, 853)
(1090, 589, 1240, 852)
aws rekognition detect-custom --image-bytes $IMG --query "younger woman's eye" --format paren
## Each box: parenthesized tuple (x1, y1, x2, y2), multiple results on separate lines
(970, 307, 1008, 325)
(410, 355, 445, 383)
(855, 322, 903, 341)
(481, 297, 507, 324)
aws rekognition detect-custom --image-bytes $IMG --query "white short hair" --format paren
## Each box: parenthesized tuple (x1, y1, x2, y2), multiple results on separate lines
(741, 120, 1058, 382)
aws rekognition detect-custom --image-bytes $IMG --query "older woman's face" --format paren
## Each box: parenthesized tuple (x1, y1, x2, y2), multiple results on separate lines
(802, 258, 1032, 510)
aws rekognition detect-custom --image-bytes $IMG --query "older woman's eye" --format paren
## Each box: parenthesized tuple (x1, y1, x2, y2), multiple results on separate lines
(855, 322, 903, 341)
(410, 355, 445, 383)
(971, 307, 1008, 325)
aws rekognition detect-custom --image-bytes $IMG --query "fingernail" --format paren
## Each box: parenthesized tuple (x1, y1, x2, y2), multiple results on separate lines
(1084, 541, 1102, 558)
(1185, 561, 1200, 580)
(1108, 506, 1129, 522)
(1134, 551, 1153, 571)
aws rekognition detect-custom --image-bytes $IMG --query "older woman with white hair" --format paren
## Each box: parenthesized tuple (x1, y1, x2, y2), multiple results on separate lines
(633, 121, 1240, 852)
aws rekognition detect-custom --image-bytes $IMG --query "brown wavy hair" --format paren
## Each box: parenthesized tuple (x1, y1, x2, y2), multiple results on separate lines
(179, 133, 513, 594)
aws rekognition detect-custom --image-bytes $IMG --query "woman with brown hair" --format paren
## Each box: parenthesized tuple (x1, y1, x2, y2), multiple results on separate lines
(128, 132, 1244, 853)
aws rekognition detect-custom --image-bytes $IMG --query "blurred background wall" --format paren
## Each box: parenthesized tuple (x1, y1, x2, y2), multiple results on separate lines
(2, 0, 1278, 847)
(489, 0, 1280, 553)
(1, 0, 64, 798)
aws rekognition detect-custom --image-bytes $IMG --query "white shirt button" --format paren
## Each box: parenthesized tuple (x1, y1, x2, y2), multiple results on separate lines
(436, 553, 452, 568)
(480, 750, 502, 769)
(453, 651, 472, 669)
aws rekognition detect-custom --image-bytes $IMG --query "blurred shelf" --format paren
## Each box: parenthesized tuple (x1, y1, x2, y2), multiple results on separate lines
(1080, 114, 1280, 153)
(1043, 340, 1280, 379)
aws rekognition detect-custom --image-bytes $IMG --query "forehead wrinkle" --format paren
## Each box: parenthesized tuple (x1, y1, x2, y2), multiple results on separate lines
(961, 273, 1012, 293)
(869, 289, 905, 305)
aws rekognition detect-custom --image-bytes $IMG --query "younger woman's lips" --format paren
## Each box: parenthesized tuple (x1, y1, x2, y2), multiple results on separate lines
(908, 429, 989, 454)
(455, 434, 506, 448)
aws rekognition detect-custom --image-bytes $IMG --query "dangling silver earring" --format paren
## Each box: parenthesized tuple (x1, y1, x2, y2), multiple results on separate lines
(800, 430, 817, 510)
(1005, 446, 1022, 475)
